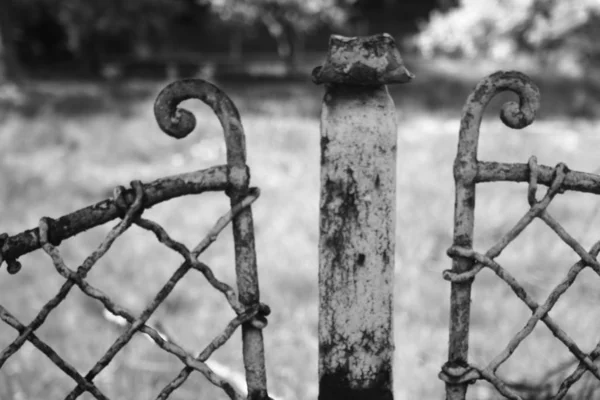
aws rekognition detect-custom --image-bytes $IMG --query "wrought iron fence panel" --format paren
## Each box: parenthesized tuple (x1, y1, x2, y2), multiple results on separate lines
(441, 71, 600, 400)
(0, 79, 270, 400)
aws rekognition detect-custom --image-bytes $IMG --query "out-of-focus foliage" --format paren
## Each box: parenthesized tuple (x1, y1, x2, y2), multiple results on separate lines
(1, 0, 358, 78)
(413, 0, 600, 69)
(16, 0, 184, 58)
(204, 0, 353, 32)
(200, 0, 357, 70)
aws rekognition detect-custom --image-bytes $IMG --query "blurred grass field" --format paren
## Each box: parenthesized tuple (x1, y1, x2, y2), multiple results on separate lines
(1, 57, 600, 399)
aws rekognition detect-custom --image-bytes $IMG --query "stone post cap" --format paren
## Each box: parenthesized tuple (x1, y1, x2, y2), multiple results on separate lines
(312, 33, 414, 86)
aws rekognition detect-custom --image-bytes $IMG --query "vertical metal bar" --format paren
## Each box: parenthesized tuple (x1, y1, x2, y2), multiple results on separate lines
(154, 79, 270, 400)
(441, 71, 540, 400)
(445, 155, 476, 400)
(313, 34, 413, 400)
(229, 188, 270, 400)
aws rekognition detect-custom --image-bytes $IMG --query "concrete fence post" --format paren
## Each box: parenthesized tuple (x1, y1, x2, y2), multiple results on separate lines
(313, 34, 413, 400)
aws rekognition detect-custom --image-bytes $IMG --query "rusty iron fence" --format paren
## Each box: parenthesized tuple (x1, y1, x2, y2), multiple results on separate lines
(313, 33, 411, 400)
(440, 71, 600, 399)
(0, 32, 411, 400)
(4, 31, 599, 400)
(0, 33, 412, 400)
(0, 79, 271, 400)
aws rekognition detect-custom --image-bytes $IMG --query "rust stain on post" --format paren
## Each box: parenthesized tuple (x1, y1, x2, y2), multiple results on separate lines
(314, 33, 412, 400)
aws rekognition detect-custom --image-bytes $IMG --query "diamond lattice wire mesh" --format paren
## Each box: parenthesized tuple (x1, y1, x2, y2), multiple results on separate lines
(441, 71, 600, 400)
(0, 78, 271, 400)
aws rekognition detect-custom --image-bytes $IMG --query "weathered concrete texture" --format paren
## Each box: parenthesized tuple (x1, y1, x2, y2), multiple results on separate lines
(318, 83, 397, 400)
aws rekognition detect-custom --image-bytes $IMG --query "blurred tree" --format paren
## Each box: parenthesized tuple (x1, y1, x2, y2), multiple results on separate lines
(0, 0, 22, 84)
(436, 0, 458, 12)
(413, 0, 600, 73)
(58, 0, 186, 73)
(10, 0, 187, 76)
(350, 0, 440, 38)
(204, 0, 357, 72)
(15, 2, 71, 68)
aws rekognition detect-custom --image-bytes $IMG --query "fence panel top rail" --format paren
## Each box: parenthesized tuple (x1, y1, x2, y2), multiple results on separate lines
(0, 78, 271, 400)
(441, 70, 600, 400)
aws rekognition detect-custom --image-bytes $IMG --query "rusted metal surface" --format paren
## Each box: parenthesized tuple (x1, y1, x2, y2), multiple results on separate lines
(443, 70, 540, 400)
(314, 33, 412, 400)
(442, 70, 600, 399)
(155, 78, 270, 400)
(476, 161, 600, 194)
(0, 78, 271, 400)
(312, 33, 414, 86)
(154, 78, 246, 168)
(0, 166, 229, 269)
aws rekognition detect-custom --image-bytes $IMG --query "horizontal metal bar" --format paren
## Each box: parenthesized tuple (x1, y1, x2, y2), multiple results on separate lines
(476, 161, 600, 194)
(0, 165, 231, 266)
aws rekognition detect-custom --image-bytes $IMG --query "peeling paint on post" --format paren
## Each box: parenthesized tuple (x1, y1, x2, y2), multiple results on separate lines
(313, 33, 413, 400)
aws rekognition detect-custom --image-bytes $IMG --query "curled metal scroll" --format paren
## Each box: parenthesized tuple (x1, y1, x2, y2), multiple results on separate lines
(155, 78, 268, 399)
(454, 70, 541, 183)
(154, 78, 247, 168)
(444, 71, 541, 398)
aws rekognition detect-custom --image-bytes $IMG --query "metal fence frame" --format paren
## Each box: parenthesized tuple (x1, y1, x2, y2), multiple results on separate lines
(440, 70, 600, 400)
(0, 33, 411, 400)
(0, 79, 270, 400)
(313, 33, 412, 400)
(3, 32, 599, 400)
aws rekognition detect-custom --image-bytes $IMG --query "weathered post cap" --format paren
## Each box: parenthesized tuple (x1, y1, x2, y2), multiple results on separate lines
(312, 33, 414, 86)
